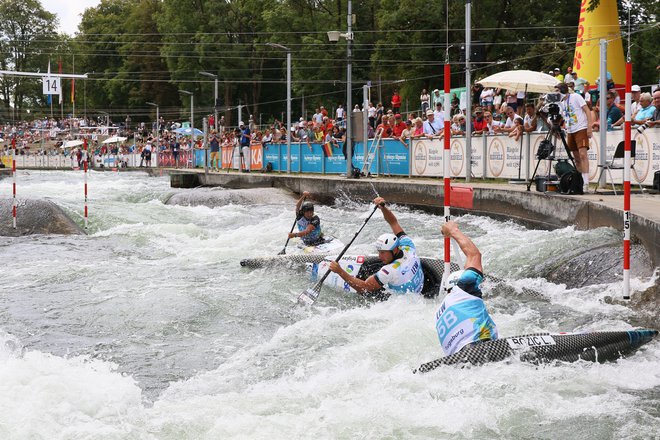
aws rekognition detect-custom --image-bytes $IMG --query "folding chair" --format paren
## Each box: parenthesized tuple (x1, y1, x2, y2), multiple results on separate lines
(595, 140, 644, 195)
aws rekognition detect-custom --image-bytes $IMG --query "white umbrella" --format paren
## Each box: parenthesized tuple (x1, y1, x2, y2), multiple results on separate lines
(64, 140, 84, 148)
(102, 135, 127, 144)
(477, 70, 560, 94)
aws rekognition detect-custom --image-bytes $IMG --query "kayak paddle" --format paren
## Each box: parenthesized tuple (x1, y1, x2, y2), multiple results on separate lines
(297, 203, 380, 305)
(278, 217, 299, 255)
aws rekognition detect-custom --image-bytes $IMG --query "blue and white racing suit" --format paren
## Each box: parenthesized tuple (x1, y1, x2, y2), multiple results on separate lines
(435, 267, 498, 356)
(373, 234, 424, 294)
(296, 213, 323, 245)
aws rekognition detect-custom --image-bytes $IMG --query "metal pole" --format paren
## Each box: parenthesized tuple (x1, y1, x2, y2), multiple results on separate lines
(214, 77, 218, 132)
(464, 0, 472, 182)
(346, 0, 353, 177)
(203, 116, 209, 175)
(598, 39, 608, 188)
(83, 138, 88, 229)
(11, 138, 16, 229)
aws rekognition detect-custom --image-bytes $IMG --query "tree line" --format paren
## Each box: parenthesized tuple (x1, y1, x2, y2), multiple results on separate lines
(0, 0, 657, 126)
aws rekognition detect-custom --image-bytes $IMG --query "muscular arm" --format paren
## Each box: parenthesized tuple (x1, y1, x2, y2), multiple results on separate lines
(441, 221, 482, 273)
(373, 197, 403, 235)
(294, 191, 310, 213)
(329, 261, 381, 294)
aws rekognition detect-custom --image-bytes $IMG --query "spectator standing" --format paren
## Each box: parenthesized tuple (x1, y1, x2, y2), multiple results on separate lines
(433, 102, 446, 125)
(313, 108, 323, 124)
(554, 68, 564, 82)
(420, 89, 431, 114)
(556, 82, 592, 193)
(368, 102, 377, 129)
(505, 89, 517, 112)
(239, 121, 251, 172)
(472, 82, 484, 107)
(375, 103, 384, 126)
(336, 105, 345, 126)
(480, 87, 495, 112)
(431, 89, 443, 109)
(209, 131, 220, 171)
(391, 90, 402, 114)
(564, 66, 575, 84)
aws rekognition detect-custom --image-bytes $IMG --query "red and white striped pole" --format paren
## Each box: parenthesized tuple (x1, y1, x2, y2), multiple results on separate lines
(442, 63, 452, 286)
(83, 138, 89, 229)
(622, 61, 632, 300)
(11, 137, 17, 229)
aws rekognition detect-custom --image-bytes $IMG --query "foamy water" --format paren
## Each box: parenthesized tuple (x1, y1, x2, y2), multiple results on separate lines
(0, 170, 658, 439)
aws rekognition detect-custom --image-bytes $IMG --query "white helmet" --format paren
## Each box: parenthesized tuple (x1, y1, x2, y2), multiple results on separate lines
(375, 233, 399, 251)
(444, 270, 464, 293)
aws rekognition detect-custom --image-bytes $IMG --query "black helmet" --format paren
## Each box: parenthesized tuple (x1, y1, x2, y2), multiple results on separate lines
(301, 201, 314, 212)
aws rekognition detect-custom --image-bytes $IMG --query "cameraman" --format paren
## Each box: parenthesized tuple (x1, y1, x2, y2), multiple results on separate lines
(556, 82, 593, 194)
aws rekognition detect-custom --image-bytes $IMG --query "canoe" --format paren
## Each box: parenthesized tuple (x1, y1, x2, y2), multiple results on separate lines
(415, 329, 658, 372)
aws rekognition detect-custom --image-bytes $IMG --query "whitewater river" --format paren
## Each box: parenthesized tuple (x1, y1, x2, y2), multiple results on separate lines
(0, 171, 658, 439)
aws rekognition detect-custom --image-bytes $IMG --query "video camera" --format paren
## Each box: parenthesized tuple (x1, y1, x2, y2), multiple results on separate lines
(540, 93, 562, 124)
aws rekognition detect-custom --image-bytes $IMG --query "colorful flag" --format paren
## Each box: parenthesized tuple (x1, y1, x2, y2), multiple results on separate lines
(322, 142, 333, 157)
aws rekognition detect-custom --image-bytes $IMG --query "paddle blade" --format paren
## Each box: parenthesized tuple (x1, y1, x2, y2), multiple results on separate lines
(297, 287, 320, 305)
(278, 248, 286, 255)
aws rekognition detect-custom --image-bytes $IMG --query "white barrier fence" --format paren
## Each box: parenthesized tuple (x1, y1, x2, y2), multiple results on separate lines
(410, 127, 659, 186)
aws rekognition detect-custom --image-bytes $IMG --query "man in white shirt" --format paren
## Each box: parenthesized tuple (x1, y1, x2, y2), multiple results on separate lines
(556, 82, 593, 193)
(433, 102, 445, 124)
(495, 107, 522, 133)
(423, 110, 443, 138)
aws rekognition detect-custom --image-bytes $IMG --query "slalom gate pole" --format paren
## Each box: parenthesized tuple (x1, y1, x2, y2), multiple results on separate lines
(11, 137, 16, 229)
(83, 138, 89, 229)
(623, 61, 632, 300)
(442, 62, 452, 287)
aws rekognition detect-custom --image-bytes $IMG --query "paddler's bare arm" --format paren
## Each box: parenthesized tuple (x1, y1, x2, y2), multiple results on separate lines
(441, 220, 482, 273)
(328, 261, 381, 294)
(295, 191, 310, 212)
(288, 224, 314, 239)
(373, 197, 403, 236)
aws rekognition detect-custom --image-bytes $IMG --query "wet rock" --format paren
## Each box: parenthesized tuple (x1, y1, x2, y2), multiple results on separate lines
(0, 198, 85, 236)
(165, 187, 296, 207)
(540, 243, 654, 288)
(605, 282, 660, 329)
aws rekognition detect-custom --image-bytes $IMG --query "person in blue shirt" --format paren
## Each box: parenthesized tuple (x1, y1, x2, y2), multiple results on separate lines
(329, 197, 424, 295)
(289, 191, 324, 246)
(239, 121, 251, 172)
(435, 220, 498, 356)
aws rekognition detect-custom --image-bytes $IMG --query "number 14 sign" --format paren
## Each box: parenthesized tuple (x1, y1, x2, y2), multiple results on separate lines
(42, 77, 62, 96)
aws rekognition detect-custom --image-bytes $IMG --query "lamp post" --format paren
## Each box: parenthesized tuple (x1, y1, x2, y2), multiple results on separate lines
(266, 42, 291, 173)
(146, 101, 159, 149)
(179, 90, 194, 151)
(327, 0, 354, 178)
(200, 71, 218, 132)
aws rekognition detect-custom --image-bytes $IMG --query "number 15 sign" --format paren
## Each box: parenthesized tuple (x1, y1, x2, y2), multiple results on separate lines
(42, 77, 62, 96)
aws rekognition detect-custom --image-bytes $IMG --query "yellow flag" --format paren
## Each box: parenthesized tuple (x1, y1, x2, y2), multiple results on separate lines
(573, 0, 625, 86)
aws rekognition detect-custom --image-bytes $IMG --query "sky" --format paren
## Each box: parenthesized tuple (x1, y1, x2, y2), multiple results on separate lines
(41, 0, 101, 35)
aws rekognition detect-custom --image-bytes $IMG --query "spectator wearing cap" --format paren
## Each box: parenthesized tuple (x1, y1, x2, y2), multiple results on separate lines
(391, 90, 402, 114)
(450, 96, 462, 118)
(431, 89, 443, 109)
(554, 68, 564, 82)
(412, 117, 424, 137)
(420, 89, 431, 114)
(630, 85, 642, 116)
(433, 102, 445, 124)
(392, 114, 407, 137)
(423, 109, 443, 138)
(472, 107, 486, 135)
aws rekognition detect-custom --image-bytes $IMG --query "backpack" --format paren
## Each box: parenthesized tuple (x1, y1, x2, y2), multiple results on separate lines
(553, 159, 574, 177)
(559, 170, 583, 194)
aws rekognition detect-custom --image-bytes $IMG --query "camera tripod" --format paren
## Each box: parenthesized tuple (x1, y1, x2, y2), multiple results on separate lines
(526, 121, 582, 193)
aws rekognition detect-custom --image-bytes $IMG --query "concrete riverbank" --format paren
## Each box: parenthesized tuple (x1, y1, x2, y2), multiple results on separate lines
(167, 169, 660, 268)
